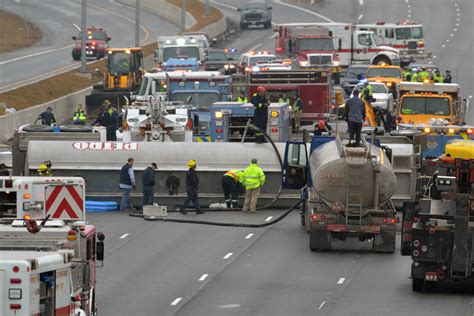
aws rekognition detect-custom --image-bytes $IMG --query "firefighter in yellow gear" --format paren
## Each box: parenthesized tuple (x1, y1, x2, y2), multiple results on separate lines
(241, 159, 265, 213)
(237, 90, 248, 103)
(291, 95, 304, 133)
(38, 161, 52, 176)
(222, 169, 244, 208)
(73, 104, 87, 125)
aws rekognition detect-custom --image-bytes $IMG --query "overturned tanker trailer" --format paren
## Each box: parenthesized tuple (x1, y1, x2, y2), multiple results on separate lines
(24, 141, 295, 207)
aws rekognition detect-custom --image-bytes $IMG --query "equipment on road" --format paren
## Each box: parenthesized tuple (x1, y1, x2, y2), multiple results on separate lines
(86, 48, 144, 116)
(0, 176, 105, 315)
(210, 102, 290, 142)
(282, 134, 399, 252)
(400, 143, 473, 291)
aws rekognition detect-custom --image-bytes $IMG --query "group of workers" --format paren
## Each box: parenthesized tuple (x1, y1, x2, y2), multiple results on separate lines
(117, 157, 266, 214)
(403, 68, 452, 83)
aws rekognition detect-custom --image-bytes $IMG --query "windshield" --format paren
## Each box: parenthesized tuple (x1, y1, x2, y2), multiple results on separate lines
(345, 67, 368, 80)
(299, 38, 334, 51)
(367, 68, 402, 79)
(411, 27, 423, 39)
(163, 46, 200, 61)
(78, 30, 106, 40)
(248, 56, 275, 66)
(138, 77, 148, 96)
(226, 52, 240, 61)
(396, 27, 411, 40)
(401, 97, 451, 115)
(208, 52, 227, 61)
(355, 84, 387, 94)
(243, 3, 266, 10)
(171, 92, 220, 111)
(108, 52, 131, 74)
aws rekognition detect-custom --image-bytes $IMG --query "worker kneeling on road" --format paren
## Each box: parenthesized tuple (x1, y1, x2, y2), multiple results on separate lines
(222, 169, 244, 208)
(73, 104, 87, 125)
(38, 160, 53, 176)
(241, 159, 265, 214)
(180, 160, 204, 215)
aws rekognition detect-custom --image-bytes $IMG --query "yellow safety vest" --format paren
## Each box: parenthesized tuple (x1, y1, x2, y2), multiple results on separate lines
(242, 163, 265, 190)
(224, 169, 244, 184)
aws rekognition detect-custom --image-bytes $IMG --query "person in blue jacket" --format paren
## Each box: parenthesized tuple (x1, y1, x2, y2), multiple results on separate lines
(142, 163, 157, 207)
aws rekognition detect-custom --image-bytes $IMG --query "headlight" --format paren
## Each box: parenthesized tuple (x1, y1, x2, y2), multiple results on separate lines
(271, 111, 279, 117)
(224, 65, 229, 69)
(230, 64, 235, 69)
(299, 61, 308, 67)
(333, 60, 340, 66)
(215, 111, 223, 119)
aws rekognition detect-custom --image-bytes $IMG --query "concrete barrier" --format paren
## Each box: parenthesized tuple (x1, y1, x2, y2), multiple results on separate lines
(0, 87, 92, 143)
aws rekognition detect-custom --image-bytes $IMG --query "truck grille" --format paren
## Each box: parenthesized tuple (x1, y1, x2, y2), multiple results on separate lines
(308, 55, 332, 65)
(245, 13, 263, 21)
(407, 41, 418, 50)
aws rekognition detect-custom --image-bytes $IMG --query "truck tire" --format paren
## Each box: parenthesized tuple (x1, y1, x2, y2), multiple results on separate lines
(21, 125, 54, 133)
(300, 203, 306, 227)
(373, 229, 396, 253)
(60, 125, 93, 133)
(72, 52, 81, 61)
(309, 228, 331, 252)
(264, 21, 271, 29)
(240, 22, 247, 30)
(373, 56, 391, 65)
(412, 278, 424, 292)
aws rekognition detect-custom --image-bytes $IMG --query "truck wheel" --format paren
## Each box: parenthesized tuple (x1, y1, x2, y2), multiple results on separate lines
(373, 56, 391, 65)
(300, 204, 306, 227)
(240, 23, 246, 30)
(72, 52, 81, 61)
(412, 278, 424, 292)
(264, 21, 271, 29)
(400, 241, 412, 256)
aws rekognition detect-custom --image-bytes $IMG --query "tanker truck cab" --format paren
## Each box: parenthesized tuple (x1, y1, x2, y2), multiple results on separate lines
(397, 82, 463, 125)
(282, 135, 398, 252)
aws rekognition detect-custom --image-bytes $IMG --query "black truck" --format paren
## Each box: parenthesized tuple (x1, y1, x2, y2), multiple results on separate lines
(238, 2, 272, 30)
(401, 158, 474, 291)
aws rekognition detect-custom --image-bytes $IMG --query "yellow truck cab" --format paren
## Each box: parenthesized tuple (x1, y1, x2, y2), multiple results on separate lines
(397, 82, 463, 125)
(365, 65, 402, 96)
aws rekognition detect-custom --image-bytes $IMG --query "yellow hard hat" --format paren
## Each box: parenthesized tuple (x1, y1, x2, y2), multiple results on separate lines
(103, 99, 111, 106)
(38, 164, 48, 172)
(187, 159, 197, 168)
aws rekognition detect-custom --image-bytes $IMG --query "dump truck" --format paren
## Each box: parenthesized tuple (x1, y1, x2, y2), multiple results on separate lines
(282, 134, 398, 252)
(400, 141, 474, 291)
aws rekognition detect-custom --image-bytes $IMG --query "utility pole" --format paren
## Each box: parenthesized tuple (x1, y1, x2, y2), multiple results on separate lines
(135, 0, 140, 47)
(80, 0, 87, 73)
(205, 0, 209, 16)
(181, 0, 186, 32)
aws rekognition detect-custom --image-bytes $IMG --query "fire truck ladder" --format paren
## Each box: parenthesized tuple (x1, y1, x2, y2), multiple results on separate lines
(340, 135, 370, 226)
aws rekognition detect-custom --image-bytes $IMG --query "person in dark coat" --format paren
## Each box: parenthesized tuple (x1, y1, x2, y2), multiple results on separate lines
(252, 85, 269, 144)
(142, 163, 157, 206)
(0, 163, 9, 176)
(344, 89, 366, 147)
(38, 107, 56, 125)
(103, 105, 118, 141)
(179, 159, 204, 215)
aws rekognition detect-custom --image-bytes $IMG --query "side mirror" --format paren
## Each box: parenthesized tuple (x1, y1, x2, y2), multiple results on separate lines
(268, 6, 272, 10)
(72, 36, 77, 40)
(82, 264, 91, 292)
(96, 232, 105, 262)
(151, 80, 157, 95)
(106, 37, 111, 41)
(237, 8, 241, 11)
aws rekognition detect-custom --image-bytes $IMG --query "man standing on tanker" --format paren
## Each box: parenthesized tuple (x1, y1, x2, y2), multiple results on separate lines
(252, 85, 269, 144)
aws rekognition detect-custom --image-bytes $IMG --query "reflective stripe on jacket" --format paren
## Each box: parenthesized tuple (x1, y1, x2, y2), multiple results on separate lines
(224, 169, 244, 184)
(243, 163, 265, 190)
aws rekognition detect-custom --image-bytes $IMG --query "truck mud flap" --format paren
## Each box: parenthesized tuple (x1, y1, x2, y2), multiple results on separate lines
(450, 195, 471, 279)
(309, 227, 331, 252)
(373, 227, 396, 253)
(86, 92, 131, 117)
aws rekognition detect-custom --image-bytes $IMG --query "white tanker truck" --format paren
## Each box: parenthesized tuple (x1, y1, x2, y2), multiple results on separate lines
(282, 134, 398, 252)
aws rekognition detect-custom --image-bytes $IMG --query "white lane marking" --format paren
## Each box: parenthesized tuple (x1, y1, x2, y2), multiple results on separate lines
(245, 233, 254, 239)
(405, 0, 408, 3)
(358, 0, 364, 6)
(73, 23, 81, 31)
(454, 28, 457, 31)
(450, 33, 454, 37)
(407, 4, 411, 8)
(170, 297, 182, 306)
(13, 0, 21, 3)
(199, 274, 209, 281)
(210, 1, 238, 11)
(318, 301, 326, 310)
(0, 45, 74, 66)
(265, 216, 273, 222)
(120, 233, 130, 239)
(273, 0, 335, 23)
(223, 252, 234, 259)
(358, 14, 364, 21)
(442, 44, 446, 47)
(337, 277, 346, 284)
(109, 0, 125, 7)
(408, 14, 411, 18)
(454, 2, 458, 6)
(469, 95, 472, 99)
(250, 44, 261, 51)
(217, 304, 240, 309)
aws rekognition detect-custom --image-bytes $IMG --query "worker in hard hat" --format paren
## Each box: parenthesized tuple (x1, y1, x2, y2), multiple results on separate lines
(241, 158, 265, 213)
(38, 161, 52, 176)
(73, 104, 87, 125)
(252, 85, 269, 144)
(93, 100, 111, 126)
(314, 120, 332, 136)
(179, 160, 204, 215)
(222, 169, 244, 208)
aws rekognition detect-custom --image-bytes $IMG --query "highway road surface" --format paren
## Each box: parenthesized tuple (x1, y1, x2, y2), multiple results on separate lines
(0, 0, 179, 93)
